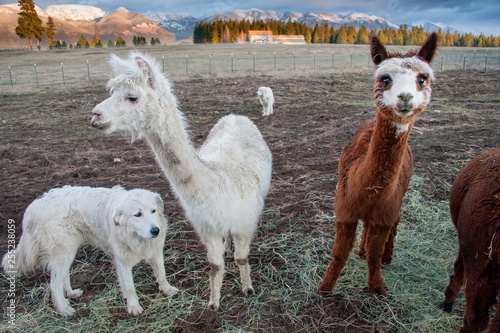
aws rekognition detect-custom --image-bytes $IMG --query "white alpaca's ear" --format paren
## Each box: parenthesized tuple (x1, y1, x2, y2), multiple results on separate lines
(135, 56, 155, 88)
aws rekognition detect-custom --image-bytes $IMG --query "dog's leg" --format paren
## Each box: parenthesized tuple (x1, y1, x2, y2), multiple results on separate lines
(114, 258, 142, 315)
(149, 253, 179, 296)
(233, 234, 254, 296)
(203, 234, 225, 310)
(49, 258, 76, 317)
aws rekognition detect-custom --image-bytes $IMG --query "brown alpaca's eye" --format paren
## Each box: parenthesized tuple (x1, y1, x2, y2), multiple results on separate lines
(381, 75, 392, 87)
(127, 96, 138, 103)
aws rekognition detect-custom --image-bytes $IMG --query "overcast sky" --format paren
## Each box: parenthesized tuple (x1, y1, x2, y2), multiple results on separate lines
(2, 0, 499, 35)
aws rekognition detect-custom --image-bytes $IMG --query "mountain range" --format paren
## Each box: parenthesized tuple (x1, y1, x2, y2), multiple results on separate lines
(0, 4, 458, 48)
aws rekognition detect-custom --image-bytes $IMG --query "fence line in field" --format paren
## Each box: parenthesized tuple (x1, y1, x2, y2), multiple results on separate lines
(1, 48, 499, 89)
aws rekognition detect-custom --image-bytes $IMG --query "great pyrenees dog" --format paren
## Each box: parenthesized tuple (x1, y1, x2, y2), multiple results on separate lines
(257, 86, 274, 116)
(1, 185, 179, 316)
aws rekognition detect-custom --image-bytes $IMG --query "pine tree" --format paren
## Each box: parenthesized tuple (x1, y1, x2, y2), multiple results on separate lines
(16, 0, 45, 50)
(78, 35, 88, 48)
(91, 22, 100, 47)
(45, 16, 56, 47)
(356, 26, 369, 44)
(116, 36, 126, 46)
(336, 26, 348, 44)
(223, 25, 231, 43)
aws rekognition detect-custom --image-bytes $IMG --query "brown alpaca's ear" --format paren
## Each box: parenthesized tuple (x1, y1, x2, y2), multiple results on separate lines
(417, 32, 439, 64)
(135, 56, 155, 88)
(370, 35, 389, 66)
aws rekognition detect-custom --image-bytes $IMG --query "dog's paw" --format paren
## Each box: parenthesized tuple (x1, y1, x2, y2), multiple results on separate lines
(127, 304, 143, 316)
(160, 285, 180, 297)
(242, 285, 255, 297)
(207, 300, 220, 311)
(58, 306, 76, 317)
(67, 289, 83, 299)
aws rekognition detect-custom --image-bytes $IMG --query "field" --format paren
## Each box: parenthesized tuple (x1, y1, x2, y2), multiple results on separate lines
(0, 47, 499, 332)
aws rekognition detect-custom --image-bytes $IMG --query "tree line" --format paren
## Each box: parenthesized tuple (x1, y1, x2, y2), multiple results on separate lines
(193, 18, 500, 47)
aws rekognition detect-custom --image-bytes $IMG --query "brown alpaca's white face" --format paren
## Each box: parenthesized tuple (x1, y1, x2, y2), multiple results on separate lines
(374, 56, 434, 123)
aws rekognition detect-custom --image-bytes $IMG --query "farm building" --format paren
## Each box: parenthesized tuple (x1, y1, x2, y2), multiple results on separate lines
(244, 30, 306, 44)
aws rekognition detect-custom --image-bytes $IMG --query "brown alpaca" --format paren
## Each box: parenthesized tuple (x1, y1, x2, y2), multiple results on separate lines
(318, 33, 438, 295)
(441, 147, 500, 333)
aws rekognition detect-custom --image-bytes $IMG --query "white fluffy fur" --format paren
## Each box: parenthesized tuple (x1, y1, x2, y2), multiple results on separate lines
(257, 86, 274, 116)
(91, 51, 272, 310)
(374, 56, 434, 120)
(1, 185, 178, 316)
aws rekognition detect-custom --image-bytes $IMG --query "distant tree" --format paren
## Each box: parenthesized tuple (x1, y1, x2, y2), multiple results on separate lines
(16, 0, 45, 50)
(69, 43, 73, 49)
(107, 40, 114, 47)
(61, 40, 67, 48)
(150, 37, 156, 45)
(336, 26, 348, 44)
(223, 25, 231, 43)
(116, 36, 126, 47)
(356, 26, 369, 44)
(155, 37, 160, 45)
(45, 16, 56, 47)
(77, 35, 88, 48)
(84, 41, 90, 48)
(346, 26, 357, 44)
(91, 22, 100, 47)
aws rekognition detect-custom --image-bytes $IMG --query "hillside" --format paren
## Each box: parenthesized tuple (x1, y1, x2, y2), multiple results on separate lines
(0, 4, 175, 49)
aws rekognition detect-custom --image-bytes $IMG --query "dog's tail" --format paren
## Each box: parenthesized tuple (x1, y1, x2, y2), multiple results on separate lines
(2, 220, 48, 277)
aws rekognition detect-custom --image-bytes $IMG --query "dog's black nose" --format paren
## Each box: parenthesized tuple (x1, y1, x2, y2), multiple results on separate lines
(150, 227, 160, 236)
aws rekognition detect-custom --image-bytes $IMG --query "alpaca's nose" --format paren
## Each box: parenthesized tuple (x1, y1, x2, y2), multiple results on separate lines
(398, 92, 413, 102)
(150, 227, 160, 237)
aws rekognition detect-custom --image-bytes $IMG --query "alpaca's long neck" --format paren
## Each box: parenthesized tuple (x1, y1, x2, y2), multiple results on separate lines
(144, 103, 207, 204)
(361, 110, 413, 188)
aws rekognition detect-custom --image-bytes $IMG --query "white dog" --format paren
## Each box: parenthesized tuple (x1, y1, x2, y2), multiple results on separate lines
(1, 185, 179, 317)
(257, 86, 274, 116)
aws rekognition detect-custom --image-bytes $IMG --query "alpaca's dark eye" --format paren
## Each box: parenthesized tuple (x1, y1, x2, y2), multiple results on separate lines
(381, 75, 392, 87)
(418, 76, 427, 86)
(134, 212, 142, 217)
(127, 96, 138, 103)
(151, 209, 156, 214)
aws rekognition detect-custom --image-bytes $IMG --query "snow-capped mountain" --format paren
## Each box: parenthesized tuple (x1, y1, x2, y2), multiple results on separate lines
(412, 20, 459, 34)
(145, 12, 198, 40)
(43, 4, 105, 21)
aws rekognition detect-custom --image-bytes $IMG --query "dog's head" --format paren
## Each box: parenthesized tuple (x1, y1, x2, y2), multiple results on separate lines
(112, 189, 166, 239)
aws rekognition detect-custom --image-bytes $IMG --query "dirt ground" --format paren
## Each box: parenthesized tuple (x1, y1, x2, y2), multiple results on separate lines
(0, 70, 499, 331)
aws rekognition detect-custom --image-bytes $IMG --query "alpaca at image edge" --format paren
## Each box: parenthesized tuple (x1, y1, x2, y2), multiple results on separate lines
(441, 147, 500, 333)
(318, 33, 438, 295)
(91, 51, 272, 310)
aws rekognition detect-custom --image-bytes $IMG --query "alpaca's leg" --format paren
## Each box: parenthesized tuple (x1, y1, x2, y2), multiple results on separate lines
(365, 223, 392, 296)
(114, 258, 142, 315)
(233, 234, 254, 296)
(203, 234, 225, 310)
(461, 262, 495, 333)
(382, 218, 399, 265)
(224, 232, 232, 254)
(149, 252, 179, 296)
(357, 220, 368, 259)
(488, 292, 500, 333)
(440, 250, 464, 312)
(318, 221, 358, 293)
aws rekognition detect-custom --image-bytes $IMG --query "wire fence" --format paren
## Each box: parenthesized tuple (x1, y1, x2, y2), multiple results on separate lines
(1, 47, 499, 90)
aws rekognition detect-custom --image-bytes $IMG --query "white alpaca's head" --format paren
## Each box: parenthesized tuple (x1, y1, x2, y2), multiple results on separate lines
(91, 51, 178, 140)
(371, 33, 438, 125)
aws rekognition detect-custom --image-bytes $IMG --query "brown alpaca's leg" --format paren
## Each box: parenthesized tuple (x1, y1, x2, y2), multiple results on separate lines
(488, 295, 500, 333)
(357, 220, 368, 259)
(461, 261, 494, 333)
(440, 251, 464, 312)
(382, 217, 399, 265)
(318, 221, 357, 293)
(365, 223, 392, 296)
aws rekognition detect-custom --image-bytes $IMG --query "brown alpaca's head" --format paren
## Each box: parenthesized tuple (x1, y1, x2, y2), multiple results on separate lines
(371, 33, 438, 126)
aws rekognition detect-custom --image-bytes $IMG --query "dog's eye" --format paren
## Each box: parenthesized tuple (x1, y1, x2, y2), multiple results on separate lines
(134, 212, 142, 217)
(151, 209, 156, 214)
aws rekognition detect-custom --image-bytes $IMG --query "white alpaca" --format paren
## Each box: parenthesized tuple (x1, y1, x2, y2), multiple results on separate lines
(91, 51, 272, 310)
(257, 86, 274, 116)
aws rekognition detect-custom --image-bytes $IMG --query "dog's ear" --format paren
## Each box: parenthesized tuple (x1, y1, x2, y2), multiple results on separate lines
(112, 208, 124, 226)
(154, 194, 164, 215)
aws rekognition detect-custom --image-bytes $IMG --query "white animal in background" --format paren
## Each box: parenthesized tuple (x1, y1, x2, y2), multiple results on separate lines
(257, 86, 274, 116)
(1, 185, 178, 317)
(91, 51, 272, 310)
